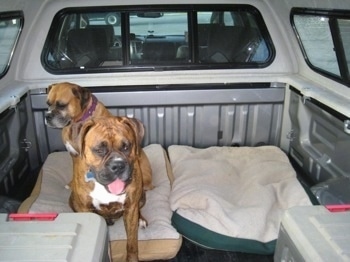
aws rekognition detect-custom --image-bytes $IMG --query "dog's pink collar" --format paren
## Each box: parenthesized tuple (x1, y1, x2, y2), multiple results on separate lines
(79, 95, 97, 122)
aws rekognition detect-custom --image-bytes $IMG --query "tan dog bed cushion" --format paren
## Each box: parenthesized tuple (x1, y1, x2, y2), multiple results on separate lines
(168, 145, 312, 254)
(19, 144, 182, 262)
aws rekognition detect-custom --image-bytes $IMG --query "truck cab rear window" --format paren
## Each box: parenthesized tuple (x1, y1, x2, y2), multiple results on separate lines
(42, 5, 274, 74)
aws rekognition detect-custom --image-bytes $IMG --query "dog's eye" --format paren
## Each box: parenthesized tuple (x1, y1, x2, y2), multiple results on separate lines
(56, 102, 67, 109)
(121, 141, 130, 153)
(93, 142, 108, 157)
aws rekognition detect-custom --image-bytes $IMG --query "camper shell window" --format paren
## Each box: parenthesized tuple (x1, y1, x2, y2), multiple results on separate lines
(292, 8, 350, 87)
(0, 11, 23, 79)
(42, 5, 274, 74)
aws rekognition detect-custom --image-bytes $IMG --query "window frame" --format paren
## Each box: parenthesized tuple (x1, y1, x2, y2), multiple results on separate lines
(291, 8, 350, 87)
(0, 11, 24, 79)
(41, 4, 275, 74)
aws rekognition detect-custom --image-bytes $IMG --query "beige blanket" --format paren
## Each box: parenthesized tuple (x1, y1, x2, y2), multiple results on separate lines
(169, 145, 312, 243)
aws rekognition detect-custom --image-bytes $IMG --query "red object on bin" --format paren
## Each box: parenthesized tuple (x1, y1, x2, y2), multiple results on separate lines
(8, 213, 58, 221)
(325, 204, 350, 212)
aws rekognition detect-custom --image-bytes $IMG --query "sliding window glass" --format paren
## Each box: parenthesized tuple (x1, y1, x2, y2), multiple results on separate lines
(197, 10, 270, 63)
(42, 5, 274, 74)
(0, 11, 23, 79)
(292, 9, 350, 86)
(129, 12, 189, 65)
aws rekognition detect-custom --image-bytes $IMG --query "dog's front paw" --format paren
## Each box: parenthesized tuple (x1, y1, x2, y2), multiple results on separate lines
(139, 218, 147, 229)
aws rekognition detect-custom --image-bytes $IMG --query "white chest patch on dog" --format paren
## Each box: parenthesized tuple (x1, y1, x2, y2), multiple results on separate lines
(89, 181, 127, 210)
(65, 141, 78, 156)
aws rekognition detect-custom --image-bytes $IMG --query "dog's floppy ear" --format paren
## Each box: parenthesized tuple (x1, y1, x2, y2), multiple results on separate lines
(47, 83, 56, 94)
(121, 117, 145, 152)
(64, 119, 95, 157)
(71, 84, 91, 110)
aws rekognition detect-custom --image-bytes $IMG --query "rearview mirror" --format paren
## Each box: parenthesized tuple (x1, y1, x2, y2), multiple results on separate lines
(136, 12, 164, 18)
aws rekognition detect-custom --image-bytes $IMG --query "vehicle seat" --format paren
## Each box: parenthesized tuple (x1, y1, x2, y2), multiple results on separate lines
(142, 41, 177, 62)
(206, 25, 261, 63)
(176, 45, 189, 60)
(87, 25, 114, 47)
(176, 24, 213, 61)
(87, 25, 120, 61)
(66, 27, 110, 67)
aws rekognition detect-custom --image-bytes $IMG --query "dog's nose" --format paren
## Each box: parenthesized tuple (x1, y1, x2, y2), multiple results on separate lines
(107, 159, 126, 174)
(45, 112, 52, 121)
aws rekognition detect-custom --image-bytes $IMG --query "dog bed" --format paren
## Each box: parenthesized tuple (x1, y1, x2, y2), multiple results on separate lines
(168, 145, 312, 254)
(18, 144, 182, 262)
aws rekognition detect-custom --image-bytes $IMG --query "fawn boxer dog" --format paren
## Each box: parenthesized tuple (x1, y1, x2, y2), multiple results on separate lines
(66, 116, 148, 262)
(45, 82, 153, 191)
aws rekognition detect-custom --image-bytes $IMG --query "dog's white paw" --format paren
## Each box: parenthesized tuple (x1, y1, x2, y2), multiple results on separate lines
(139, 218, 147, 229)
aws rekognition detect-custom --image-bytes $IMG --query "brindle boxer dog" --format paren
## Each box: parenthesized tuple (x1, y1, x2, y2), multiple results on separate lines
(45, 82, 153, 191)
(66, 116, 148, 262)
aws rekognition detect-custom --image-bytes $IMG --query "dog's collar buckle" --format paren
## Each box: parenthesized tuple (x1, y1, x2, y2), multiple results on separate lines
(85, 170, 95, 182)
(79, 95, 98, 122)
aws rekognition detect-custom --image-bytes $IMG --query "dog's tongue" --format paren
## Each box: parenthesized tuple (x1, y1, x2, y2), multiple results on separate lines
(107, 179, 125, 195)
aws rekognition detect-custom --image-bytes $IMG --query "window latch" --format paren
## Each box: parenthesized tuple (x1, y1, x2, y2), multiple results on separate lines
(343, 120, 350, 135)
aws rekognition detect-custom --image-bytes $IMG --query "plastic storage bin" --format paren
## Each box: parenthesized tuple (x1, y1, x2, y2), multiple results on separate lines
(311, 177, 350, 205)
(274, 205, 350, 262)
(0, 213, 109, 262)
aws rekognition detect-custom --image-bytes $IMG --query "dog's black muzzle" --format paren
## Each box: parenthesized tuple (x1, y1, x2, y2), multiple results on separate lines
(95, 156, 132, 185)
(44, 110, 70, 128)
